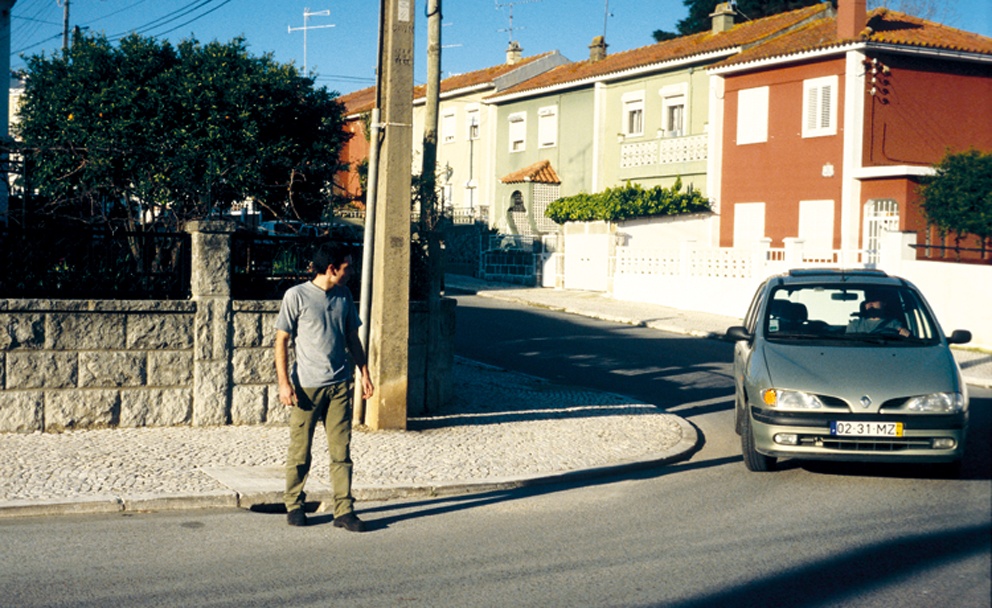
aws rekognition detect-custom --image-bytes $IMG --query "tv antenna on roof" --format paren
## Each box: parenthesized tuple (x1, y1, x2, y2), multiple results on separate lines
(288, 7, 335, 73)
(603, 0, 614, 40)
(495, 0, 541, 43)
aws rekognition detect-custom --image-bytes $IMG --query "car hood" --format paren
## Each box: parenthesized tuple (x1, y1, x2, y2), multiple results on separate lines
(759, 341, 960, 406)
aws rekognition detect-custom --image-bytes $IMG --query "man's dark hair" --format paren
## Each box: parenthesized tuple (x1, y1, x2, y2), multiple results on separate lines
(312, 242, 353, 274)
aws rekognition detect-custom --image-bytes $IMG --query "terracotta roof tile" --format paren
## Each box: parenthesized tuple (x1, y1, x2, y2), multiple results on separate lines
(500, 160, 560, 184)
(716, 8, 992, 68)
(338, 52, 559, 115)
(488, 3, 831, 99)
(338, 86, 377, 116)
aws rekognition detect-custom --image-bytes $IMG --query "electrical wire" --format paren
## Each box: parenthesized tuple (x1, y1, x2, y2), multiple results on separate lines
(10, 0, 235, 62)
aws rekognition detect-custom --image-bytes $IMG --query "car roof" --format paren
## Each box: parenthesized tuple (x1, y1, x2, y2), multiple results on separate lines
(766, 268, 911, 289)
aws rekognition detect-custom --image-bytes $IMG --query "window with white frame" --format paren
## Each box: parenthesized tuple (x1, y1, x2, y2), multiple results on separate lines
(441, 110, 457, 144)
(537, 105, 558, 148)
(660, 84, 687, 137)
(736, 86, 769, 145)
(508, 112, 526, 152)
(466, 106, 480, 140)
(798, 199, 835, 255)
(733, 202, 766, 248)
(802, 76, 837, 138)
(622, 93, 644, 137)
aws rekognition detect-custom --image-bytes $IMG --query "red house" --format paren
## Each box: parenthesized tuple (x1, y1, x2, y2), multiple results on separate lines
(711, 0, 992, 263)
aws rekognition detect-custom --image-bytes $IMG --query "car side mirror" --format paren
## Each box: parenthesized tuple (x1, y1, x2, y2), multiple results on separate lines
(947, 330, 972, 345)
(726, 326, 752, 342)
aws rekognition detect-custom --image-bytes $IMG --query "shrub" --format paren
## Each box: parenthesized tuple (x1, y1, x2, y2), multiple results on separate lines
(546, 179, 711, 224)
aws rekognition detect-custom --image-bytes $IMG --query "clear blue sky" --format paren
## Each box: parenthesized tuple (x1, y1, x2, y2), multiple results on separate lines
(10, 0, 992, 96)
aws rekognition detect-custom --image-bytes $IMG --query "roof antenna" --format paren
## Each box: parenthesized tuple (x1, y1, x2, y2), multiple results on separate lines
(495, 0, 541, 43)
(603, 0, 613, 40)
(729, 1, 751, 22)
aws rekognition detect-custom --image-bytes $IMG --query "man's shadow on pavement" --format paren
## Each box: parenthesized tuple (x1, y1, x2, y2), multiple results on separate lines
(355, 452, 735, 532)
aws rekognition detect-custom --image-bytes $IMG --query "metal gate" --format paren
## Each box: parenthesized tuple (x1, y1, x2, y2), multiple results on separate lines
(863, 199, 900, 267)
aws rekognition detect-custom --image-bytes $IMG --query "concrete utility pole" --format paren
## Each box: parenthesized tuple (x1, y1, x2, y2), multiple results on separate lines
(60, 0, 69, 49)
(421, 0, 444, 411)
(365, 0, 414, 430)
(0, 0, 17, 227)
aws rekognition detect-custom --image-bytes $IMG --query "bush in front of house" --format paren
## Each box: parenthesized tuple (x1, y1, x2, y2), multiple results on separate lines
(919, 149, 992, 246)
(546, 178, 712, 224)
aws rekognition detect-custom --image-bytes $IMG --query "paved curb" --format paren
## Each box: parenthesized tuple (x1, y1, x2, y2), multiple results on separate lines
(0, 417, 699, 518)
(346, 415, 700, 507)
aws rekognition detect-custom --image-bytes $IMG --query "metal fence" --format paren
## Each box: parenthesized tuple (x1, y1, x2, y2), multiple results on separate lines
(0, 228, 191, 300)
(230, 231, 363, 300)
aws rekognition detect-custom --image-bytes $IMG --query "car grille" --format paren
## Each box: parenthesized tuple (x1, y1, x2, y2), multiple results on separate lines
(799, 436, 934, 452)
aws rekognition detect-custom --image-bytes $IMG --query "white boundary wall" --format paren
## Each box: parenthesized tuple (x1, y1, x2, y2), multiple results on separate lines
(563, 221, 991, 349)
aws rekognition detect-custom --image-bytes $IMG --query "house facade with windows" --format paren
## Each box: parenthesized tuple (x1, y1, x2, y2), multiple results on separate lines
(711, 0, 992, 261)
(335, 49, 569, 221)
(483, 2, 833, 237)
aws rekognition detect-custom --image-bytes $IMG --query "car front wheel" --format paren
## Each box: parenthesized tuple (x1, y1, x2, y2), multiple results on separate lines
(741, 408, 777, 472)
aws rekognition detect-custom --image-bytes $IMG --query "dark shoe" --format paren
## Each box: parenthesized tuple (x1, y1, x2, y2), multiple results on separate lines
(333, 512, 367, 532)
(287, 508, 308, 527)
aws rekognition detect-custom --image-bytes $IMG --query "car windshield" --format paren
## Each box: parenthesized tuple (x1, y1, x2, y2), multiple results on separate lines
(764, 283, 940, 344)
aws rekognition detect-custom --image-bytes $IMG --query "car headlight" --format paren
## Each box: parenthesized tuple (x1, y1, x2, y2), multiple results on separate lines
(762, 389, 824, 410)
(905, 392, 966, 413)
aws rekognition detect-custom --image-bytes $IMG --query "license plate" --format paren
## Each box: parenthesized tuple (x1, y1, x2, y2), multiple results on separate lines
(830, 421, 903, 437)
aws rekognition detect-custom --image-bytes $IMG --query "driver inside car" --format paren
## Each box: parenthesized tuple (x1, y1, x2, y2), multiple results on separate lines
(846, 290, 911, 337)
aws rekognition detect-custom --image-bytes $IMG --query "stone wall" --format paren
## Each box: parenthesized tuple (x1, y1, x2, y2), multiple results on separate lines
(0, 300, 197, 432)
(0, 220, 455, 433)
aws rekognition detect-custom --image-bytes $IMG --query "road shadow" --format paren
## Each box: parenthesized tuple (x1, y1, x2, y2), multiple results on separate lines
(657, 521, 991, 608)
(408, 357, 684, 430)
(454, 296, 736, 408)
(355, 453, 735, 531)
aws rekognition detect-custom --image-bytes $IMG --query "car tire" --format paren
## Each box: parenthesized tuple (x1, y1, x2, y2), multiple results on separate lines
(741, 408, 776, 472)
(734, 389, 744, 436)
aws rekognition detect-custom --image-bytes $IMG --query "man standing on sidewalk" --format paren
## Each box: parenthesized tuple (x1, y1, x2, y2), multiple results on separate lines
(275, 242, 375, 530)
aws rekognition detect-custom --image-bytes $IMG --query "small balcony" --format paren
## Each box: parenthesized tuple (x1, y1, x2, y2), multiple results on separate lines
(619, 133, 707, 169)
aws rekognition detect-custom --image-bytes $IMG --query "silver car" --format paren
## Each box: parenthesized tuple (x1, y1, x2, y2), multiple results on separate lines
(726, 269, 971, 474)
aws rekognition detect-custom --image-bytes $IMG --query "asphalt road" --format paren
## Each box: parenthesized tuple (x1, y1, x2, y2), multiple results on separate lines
(0, 294, 988, 608)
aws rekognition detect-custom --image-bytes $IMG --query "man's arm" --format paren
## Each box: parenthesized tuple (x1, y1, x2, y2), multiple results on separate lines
(275, 330, 297, 406)
(347, 329, 375, 400)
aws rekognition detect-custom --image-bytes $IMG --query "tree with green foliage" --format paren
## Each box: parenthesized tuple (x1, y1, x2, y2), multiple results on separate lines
(919, 149, 992, 247)
(13, 31, 350, 230)
(653, 0, 823, 40)
(546, 179, 711, 224)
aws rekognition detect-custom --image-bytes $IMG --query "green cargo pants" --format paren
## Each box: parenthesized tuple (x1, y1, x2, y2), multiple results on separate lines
(284, 381, 354, 518)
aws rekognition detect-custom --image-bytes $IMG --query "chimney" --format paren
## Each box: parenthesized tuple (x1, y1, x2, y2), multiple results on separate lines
(709, 2, 737, 34)
(837, 0, 867, 39)
(589, 35, 608, 62)
(506, 40, 522, 65)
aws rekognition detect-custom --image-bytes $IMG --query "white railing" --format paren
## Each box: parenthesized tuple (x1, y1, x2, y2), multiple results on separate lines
(619, 134, 708, 169)
(615, 239, 867, 282)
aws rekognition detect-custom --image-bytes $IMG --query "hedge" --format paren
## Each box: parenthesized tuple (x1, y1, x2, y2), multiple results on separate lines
(546, 179, 711, 224)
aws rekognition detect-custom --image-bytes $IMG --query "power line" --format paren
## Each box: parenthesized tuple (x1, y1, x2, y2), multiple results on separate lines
(11, 0, 235, 62)
(135, 0, 235, 38)
(108, 0, 227, 40)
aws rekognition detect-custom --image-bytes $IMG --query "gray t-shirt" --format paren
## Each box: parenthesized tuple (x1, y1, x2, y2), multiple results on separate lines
(275, 281, 361, 388)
